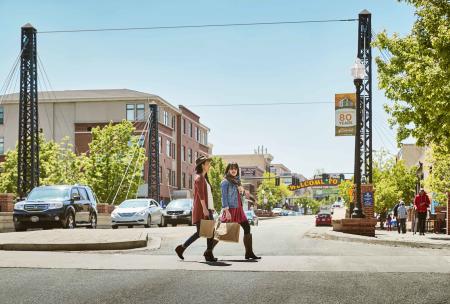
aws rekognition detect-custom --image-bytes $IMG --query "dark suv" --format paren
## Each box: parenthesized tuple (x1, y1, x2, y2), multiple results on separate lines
(161, 199, 193, 227)
(13, 185, 98, 231)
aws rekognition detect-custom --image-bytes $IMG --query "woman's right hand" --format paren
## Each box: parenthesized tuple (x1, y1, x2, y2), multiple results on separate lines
(225, 209, 232, 221)
(203, 207, 209, 218)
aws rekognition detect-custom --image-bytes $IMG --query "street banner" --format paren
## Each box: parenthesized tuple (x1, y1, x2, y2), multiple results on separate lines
(335, 93, 356, 136)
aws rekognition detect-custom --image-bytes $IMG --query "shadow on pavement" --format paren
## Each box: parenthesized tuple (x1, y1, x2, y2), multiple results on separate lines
(198, 261, 232, 267)
(220, 259, 259, 263)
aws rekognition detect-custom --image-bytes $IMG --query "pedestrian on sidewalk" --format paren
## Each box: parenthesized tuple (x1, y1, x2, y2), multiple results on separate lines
(386, 214, 392, 231)
(414, 188, 430, 235)
(221, 162, 261, 260)
(175, 156, 219, 262)
(397, 202, 407, 234)
(393, 201, 401, 233)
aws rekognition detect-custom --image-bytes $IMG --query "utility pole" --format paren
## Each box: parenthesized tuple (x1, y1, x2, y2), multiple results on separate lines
(148, 104, 160, 202)
(17, 23, 39, 199)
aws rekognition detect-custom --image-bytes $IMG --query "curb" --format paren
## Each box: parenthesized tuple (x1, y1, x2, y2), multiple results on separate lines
(323, 231, 450, 250)
(0, 233, 150, 251)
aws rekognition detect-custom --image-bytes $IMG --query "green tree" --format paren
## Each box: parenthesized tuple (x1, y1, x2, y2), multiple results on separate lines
(425, 145, 450, 204)
(82, 121, 146, 205)
(0, 135, 82, 194)
(373, 0, 450, 148)
(338, 179, 354, 208)
(256, 172, 292, 209)
(208, 156, 226, 211)
(372, 153, 416, 213)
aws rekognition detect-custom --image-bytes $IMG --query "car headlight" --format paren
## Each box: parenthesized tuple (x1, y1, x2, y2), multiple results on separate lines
(14, 202, 25, 210)
(48, 202, 64, 209)
(137, 210, 147, 216)
(183, 210, 191, 215)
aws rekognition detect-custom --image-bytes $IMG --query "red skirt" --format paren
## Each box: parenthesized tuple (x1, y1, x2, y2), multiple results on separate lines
(221, 194, 247, 224)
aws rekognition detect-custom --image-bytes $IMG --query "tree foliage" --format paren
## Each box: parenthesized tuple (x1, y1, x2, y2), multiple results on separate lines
(425, 145, 450, 203)
(208, 156, 226, 211)
(83, 121, 146, 205)
(372, 152, 416, 213)
(337, 179, 354, 207)
(0, 135, 82, 194)
(256, 172, 292, 209)
(0, 122, 146, 204)
(373, 0, 450, 147)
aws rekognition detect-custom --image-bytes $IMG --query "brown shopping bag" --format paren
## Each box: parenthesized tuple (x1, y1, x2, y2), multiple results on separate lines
(199, 219, 215, 238)
(214, 221, 240, 243)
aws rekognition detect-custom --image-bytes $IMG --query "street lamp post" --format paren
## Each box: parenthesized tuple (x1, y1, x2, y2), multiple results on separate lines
(351, 58, 366, 218)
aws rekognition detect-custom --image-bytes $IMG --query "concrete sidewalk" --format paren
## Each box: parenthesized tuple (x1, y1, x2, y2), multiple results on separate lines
(0, 228, 158, 251)
(310, 228, 450, 249)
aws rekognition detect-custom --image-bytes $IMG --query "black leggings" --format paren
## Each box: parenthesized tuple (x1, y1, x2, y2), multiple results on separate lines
(240, 220, 251, 235)
(183, 210, 214, 250)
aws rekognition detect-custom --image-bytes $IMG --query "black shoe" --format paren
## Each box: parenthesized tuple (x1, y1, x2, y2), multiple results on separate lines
(203, 250, 218, 262)
(175, 245, 185, 260)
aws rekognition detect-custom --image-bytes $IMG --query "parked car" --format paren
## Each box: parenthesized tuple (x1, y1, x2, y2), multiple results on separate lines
(245, 210, 259, 226)
(111, 199, 163, 229)
(315, 213, 332, 226)
(161, 199, 193, 227)
(272, 208, 283, 216)
(13, 185, 98, 231)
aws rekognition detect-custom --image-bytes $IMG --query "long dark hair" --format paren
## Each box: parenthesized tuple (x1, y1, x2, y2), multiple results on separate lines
(196, 162, 211, 185)
(224, 162, 240, 177)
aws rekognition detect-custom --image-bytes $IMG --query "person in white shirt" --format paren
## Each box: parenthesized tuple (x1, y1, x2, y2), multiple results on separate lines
(397, 201, 408, 234)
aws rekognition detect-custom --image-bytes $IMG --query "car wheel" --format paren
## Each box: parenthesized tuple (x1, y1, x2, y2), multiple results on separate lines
(14, 222, 27, 232)
(144, 215, 151, 228)
(128, 225, 133, 228)
(171, 223, 177, 227)
(87, 213, 97, 229)
(158, 217, 163, 227)
(63, 212, 76, 229)
(188, 217, 193, 226)
(112, 225, 118, 229)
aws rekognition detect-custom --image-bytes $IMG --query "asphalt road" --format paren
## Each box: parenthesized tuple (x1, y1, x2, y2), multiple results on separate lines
(1, 268, 448, 304)
(1, 215, 449, 304)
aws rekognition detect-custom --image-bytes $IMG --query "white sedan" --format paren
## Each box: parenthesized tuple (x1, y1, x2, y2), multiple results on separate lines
(111, 199, 163, 229)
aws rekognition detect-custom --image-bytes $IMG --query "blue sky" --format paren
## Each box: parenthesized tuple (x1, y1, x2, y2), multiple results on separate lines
(0, 0, 416, 177)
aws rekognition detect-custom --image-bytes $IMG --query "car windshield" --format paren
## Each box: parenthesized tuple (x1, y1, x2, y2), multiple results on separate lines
(27, 187, 70, 201)
(168, 199, 192, 209)
(119, 200, 149, 208)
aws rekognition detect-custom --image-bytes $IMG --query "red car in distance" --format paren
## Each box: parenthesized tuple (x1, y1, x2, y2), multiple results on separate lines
(315, 213, 332, 226)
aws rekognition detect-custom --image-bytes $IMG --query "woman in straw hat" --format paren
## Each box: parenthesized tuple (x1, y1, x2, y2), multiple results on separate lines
(175, 155, 218, 262)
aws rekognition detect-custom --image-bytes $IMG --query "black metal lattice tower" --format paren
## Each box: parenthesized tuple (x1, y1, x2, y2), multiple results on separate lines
(17, 23, 39, 199)
(357, 10, 373, 184)
(147, 104, 160, 201)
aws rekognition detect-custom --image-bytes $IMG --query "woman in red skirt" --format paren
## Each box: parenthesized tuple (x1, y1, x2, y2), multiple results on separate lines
(221, 162, 261, 260)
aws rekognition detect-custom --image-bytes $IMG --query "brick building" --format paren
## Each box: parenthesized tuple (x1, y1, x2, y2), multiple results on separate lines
(0, 89, 211, 202)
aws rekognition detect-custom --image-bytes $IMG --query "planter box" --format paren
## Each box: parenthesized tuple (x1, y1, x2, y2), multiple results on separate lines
(332, 218, 378, 237)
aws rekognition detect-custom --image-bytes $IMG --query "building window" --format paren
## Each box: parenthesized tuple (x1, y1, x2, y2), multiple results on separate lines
(171, 143, 176, 159)
(196, 127, 200, 142)
(167, 169, 171, 186)
(189, 122, 193, 137)
(138, 134, 145, 147)
(158, 136, 162, 153)
(171, 170, 176, 187)
(195, 151, 199, 161)
(136, 104, 145, 121)
(189, 174, 193, 189)
(172, 116, 176, 129)
(182, 172, 186, 188)
(0, 137, 3, 154)
(166, 140, 171, 157)
(0, 106, 4, 125)
(181, 146, 186, 162)
(159, 166, 162, 184)
(163, 111, 169, 126)
(126, 104, 135, 121)
(188, 148, 192, 163)
(183, 119, 186, 134)
(204, 132, 208, 145)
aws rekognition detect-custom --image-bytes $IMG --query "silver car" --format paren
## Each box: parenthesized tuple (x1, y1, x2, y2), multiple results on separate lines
(111, 199, 163, 229)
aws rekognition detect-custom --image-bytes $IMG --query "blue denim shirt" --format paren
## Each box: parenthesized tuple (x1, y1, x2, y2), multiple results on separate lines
(221, 179, 239, 209)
